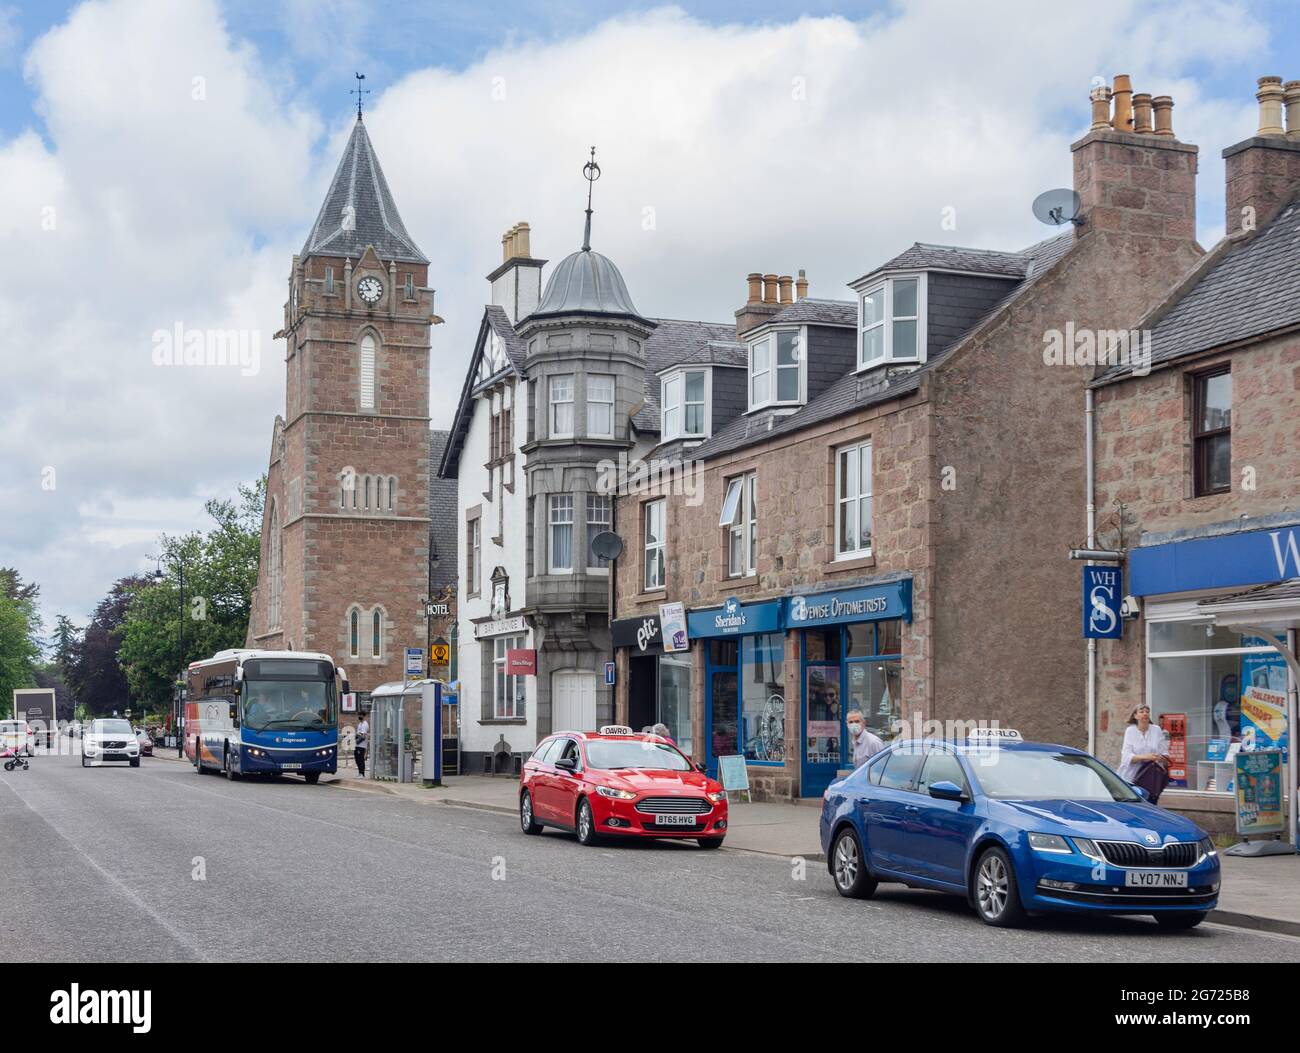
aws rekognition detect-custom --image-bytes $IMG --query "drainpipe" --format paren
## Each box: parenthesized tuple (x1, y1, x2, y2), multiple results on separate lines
(1086, 388, 1097, 756)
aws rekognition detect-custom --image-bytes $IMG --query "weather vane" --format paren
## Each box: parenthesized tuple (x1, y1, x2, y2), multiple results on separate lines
(582, 146, 600, 251)
(350, 72, 370, 119)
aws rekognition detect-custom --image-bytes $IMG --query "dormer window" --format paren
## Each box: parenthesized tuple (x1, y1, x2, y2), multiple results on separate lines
(661, 368, 710, 441)
(858, 275, 925, 368)
(748, 329, 802, 411)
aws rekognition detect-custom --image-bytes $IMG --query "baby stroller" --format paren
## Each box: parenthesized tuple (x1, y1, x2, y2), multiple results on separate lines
(2, 745, 29, 771)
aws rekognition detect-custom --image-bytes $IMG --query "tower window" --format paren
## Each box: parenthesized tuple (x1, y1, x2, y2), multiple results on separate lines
(372, 609, 383, 658)
(350, 609, 359, 659)
(325, 267, 335, 295)
(404, 273, 415, 299)
(359, 334, 376, 410)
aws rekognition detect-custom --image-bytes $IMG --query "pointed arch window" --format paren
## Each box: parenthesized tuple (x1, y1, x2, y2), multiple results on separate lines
(349, 609, 359, 658)
(359, 334, 376, 410)
(388, 476, 397, 512)
(267, 503, 283, 631)
(372, 609, 383, 659)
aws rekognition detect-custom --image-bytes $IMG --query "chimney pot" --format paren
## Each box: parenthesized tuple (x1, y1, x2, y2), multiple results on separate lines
(1285, 81, 1300, 139)
(502, 229, 512, 263)
(516, 221, 531, 258)
(1089, 85, 1112, 130)
(1257, 76, 1286, 136)
(746, 272, 762, 304)
(1151, 95, 1175, 137)
(778, 275, 794, 304)
(762, 273, 779, 303)
(1111, 75, 1134, 131)
(795, 269, 809, 300)
(1132, 93, 1153, 134)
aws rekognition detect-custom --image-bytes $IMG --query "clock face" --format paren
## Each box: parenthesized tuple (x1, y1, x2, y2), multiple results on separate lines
(357, 276, 383, 305)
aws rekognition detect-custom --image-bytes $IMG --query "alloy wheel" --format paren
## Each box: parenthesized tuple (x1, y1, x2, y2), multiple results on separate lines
(834, 834, 859, 891)
(977, 853, 1009, 920)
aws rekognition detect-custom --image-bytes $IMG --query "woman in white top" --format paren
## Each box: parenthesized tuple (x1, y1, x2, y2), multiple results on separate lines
(1117, 704, 1169, 782)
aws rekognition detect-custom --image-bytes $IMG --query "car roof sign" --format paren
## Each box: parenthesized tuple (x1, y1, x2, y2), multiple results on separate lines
(966, 727, 1022, 743)
(599, 725, 634, 736)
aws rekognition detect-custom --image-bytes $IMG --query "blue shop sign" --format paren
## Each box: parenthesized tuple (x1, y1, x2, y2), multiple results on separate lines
(1082, 566, 1123, 639)
(1130, 523, 1300, 597)
(784, 579, 912, 628)
(687, 596, 782, 639)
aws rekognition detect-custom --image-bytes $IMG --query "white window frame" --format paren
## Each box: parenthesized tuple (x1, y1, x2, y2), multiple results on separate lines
(549, 493, 574, 573)
(835, 440, 873, 558)
(661, 368, 710, 441)
(586, 374, 615, 439)
(748, 328, 803, 411)
(858, 274, 926, 369)
(725, 472, 757, 578)
(493, 634, 527, 719)
(586, 493, 611, 572)
(467, 516, 481, 597)
(359, 333, 377, 410)
(644, 499, 666, 591)
(549, 374, 574, 439)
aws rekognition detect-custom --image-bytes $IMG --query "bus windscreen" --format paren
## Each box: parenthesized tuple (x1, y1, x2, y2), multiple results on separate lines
(241, 679, 335, 732)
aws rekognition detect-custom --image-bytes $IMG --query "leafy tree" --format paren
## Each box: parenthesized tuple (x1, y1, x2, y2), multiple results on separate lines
(51, 614, 81, 674)
(0, 568, 39, 603)
(0, 591, 41, 718)
(66, 577, 142, 717)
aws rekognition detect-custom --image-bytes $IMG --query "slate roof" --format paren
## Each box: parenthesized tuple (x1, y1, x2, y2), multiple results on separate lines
(633, 319, 743, 433)
(654, 339, 747, 371)
(1095, 195, 1300, 383)
(854, 242, 1034, 285)
(692, 231, 1074, 460)
(766, 298, 857, 326)
(300, 117, 428, 264)
(427, 430, 458, 590)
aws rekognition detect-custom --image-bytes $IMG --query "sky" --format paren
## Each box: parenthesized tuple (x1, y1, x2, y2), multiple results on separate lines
(1, 0, 1298, 632)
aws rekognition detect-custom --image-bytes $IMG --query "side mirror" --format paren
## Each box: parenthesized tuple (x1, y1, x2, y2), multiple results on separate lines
(1132, 784, 1150, 801)
(229, 702, 239, 728)
(555, 755, 577, 772)
(928, 780, 966, 802)
(696, 762, 707, 773)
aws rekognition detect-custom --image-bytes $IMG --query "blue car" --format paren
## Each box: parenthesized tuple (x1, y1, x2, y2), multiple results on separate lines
(820, 732, 1220, 928)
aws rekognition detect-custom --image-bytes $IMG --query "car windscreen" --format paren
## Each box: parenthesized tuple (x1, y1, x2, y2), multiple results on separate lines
(585, 739, 693, 772)
(241, 679, 333, 732)
(970, 749, 1140, 802)
(93, 720, 133, 735)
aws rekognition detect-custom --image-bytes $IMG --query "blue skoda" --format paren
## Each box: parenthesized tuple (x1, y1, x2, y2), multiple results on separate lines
(820, 731, 1220, 928)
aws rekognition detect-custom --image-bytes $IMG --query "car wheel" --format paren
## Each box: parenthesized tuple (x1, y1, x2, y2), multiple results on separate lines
(303, 772, 320, 785)
(81, 754, 89, 767)
(972, 846, 1027, 927)
(1154, 911, 1207, 931)
(129, 758, 140, 768)
(223, 751, 240, 781)
(520, 791, 543, 835)
(831, 827, 878, 899)
(575, 798, 599, 846)
(697, 837, 725, 850)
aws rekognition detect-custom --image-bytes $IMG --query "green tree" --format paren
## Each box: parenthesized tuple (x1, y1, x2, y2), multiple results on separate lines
(0, 592, 41, 718)
(65, 578, 140, 717)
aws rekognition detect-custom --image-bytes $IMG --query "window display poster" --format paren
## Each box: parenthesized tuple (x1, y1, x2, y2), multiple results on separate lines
(1235, 748, 1284, 836)
(805, 664, 841, 765)
(659, 602, 688, 653)
(1159, 712, 1187, 787)
(1241, 646, 1289, 758)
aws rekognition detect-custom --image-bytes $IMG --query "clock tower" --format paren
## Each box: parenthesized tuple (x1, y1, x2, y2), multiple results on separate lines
(247, 113, 439, 697)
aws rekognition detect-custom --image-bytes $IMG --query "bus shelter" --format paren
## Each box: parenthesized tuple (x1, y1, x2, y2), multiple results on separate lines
(367, 680, 446, 785)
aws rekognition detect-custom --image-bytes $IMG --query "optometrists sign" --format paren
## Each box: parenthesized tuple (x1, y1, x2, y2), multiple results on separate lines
(1082, 566, 1122, 639)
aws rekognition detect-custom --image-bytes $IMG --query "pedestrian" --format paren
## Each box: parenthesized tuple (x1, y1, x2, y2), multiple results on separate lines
(847, 708, 884, 769)
(650, 722, 675, 746)
(1118, 704, 1170, 803)
(355, 711, 369, 778)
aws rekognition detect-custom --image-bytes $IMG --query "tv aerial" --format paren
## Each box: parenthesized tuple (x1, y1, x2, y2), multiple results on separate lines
(1032, 188, 1085, 227)
(589, 530, 624, 563)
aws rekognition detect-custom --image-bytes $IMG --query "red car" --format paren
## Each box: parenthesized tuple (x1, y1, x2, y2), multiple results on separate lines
(519, 726, 728, 849)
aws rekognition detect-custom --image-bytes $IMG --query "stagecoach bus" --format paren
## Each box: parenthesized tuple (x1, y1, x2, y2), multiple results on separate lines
(184, 649, 347, 783)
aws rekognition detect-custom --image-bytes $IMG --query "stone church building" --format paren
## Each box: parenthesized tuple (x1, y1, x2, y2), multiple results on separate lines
(247, 114, 456, 698)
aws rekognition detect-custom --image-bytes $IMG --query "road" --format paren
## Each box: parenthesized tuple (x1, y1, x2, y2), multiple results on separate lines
(3, 749, 1297, 963)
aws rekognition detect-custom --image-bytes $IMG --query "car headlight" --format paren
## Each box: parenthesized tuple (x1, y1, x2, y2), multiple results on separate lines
(707, 790, 727, 803)
(1199, 836, 1217, 860)
(1071, 836, 1104, 859)
(1028, 832, 1072, 854)
(595, 786, 636, 800)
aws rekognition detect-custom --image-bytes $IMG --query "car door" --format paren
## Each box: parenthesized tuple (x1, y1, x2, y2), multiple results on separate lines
(525, 738, 559, 820)
(907, 747, 980, 887)
(550, 738, 584, 828)
(858, 744, 924, 874)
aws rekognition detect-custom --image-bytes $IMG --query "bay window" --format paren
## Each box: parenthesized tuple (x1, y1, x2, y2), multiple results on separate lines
(549, 494, 574, 572)
(835, 440, 873, 557)
(587, 374, 614, 438)
(749, 329, 802, 410)
(858, 275, 924, 368)
(661, 368, 709, 440)
(549, 374, 574, 438)
(586, 493, 611, 570)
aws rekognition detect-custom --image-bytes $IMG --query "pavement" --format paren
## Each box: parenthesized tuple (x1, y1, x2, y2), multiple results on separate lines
(6, 749, 1300, 962)
(323, 767, 1300, 939)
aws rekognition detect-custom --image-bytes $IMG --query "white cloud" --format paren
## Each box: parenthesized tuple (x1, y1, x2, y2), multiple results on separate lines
(0, 0, 1271, 625)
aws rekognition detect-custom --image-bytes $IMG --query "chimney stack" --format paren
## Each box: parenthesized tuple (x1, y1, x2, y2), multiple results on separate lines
(796, 269, 809, 300)
(1223, 76, 1300, 235)
(488, 221, 546, 323)
(778, 275, 794, 304)
(1072, 76, 1197, 244)
(736, 268, 794, 336)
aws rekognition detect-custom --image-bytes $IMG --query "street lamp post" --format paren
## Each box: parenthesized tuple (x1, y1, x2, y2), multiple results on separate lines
(156, 554, 187, 756)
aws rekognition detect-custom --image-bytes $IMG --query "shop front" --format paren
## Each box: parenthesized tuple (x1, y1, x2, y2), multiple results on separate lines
(786, 579, 913, 797)
(611, 612, 693, 755)
(1129, 521, 1300, 809)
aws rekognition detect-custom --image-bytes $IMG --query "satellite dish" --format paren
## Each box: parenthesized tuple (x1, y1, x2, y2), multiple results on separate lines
(1032, 188, 1084, 227)
(590, 530, 624, 562)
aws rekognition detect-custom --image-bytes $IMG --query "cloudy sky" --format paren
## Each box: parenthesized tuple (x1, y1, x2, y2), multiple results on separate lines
(1, 0, 1296, 630)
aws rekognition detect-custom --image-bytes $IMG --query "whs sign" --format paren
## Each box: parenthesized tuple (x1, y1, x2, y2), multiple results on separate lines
(1083, 566, 1123, 639)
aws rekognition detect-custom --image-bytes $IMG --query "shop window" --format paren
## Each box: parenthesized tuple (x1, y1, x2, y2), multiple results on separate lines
(493, 634, 527, 718)
(658, 651, 693, 756)
(740, 633, 785, 763)
(1192, 367, 1231, 496)
(708, 640, 739, 759)
(1147, 617, 1284, 793)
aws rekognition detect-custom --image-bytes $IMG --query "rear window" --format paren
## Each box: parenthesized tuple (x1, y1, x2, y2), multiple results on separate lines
(876, 746, 925, 791)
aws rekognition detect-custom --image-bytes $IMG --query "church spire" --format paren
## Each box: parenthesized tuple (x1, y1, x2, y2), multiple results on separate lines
(299, 109, 427, 264)
(350, 72, 370, 120)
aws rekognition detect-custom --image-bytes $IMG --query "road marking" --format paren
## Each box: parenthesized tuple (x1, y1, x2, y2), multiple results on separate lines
(0, 774, 207, 961)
